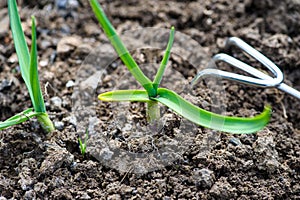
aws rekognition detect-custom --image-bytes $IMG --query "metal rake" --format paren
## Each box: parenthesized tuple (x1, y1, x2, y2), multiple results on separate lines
(192, 37, 300, 99)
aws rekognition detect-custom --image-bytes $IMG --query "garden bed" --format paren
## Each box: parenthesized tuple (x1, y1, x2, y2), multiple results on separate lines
(0, 0, 300, 199)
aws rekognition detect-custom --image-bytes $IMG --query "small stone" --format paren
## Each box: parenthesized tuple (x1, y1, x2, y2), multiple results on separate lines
(57, 36, 81, 56)
(8, 53, 18, 64)
(54, 121, 64, 130)
(74, 43, 92, 58)
(60, 24, 71, 34)
(200, 100, 210, 109)
(51, 96, 62, 108)
(84, 23, 101, 36)
(111, 62, 118, 69)
(56, 0, 79, 9)
(40, 40, 52, 49)
(39, 59, 49, 67)
(0, 79, 11, 91)
(193, 168, 215, 188)
(56, 0, 67, 9)
(253, 130, 280, 173)
(68, 0, 79, 9)
(229, 137, 242, 146)
(66, 80, 75, 88)
(64, 115, 77, 126)
(39, 142, 74, 176)
(24, 190, 36, 200)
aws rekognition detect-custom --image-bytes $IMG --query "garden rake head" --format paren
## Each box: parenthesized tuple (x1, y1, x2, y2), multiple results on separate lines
(192, 37, 300, 100)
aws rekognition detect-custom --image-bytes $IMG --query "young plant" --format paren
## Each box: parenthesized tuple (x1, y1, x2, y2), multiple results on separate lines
(90, 0, 271, 134)
(78, 129, 89, 156)
(0, 0, 54, 132)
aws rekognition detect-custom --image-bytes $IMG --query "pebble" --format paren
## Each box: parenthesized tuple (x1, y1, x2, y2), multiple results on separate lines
(39, 59, 49, 67)
(0, 79, 11, 91)
(54, 121, 64, 130)
(64, 115, 77, 126)
(24, 190, 36, 200)
(229, 137, 242, 146)
(56, 0, 79, 9)
(253, 131, 280, 173)
(66, 80, 75, 88)
(200, 100, 210, 109)
(8, 53, 18, 64)
(55, 0, 68, 9)
(68, 0, 79, 9)
(40, 40, 52, 49)
(74, 43, 92, 58)
(39, 142, 74, 176)
(57, 36, 81, 56)
(50, 96, 62, 108)
(84, 23, 101, 36)
(193, 168, 215, 188)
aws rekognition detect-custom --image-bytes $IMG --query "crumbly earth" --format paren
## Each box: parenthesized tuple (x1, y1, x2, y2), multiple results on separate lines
(0, 0, 300, 199)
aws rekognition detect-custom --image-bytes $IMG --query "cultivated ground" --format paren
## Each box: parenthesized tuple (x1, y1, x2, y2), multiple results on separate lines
(0, 0, 300, 199)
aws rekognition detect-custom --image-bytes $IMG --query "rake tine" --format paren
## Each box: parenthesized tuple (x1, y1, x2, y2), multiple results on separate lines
(225, 37, 283, 86)
(192, 37, 300, 100)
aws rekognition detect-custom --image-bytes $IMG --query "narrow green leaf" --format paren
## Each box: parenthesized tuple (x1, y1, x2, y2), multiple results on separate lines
(0, 108, 41, 130)
(5, 108, 34, 121)
(78, 138, 84, 154)
(8, 0, 45, 112)
(8, 0, 30, 89)
(153, 27, 175, 91)
(99, 90, 150, 102)
(89, 0, 156, 97)
(99, 88, 270, 133)
(29, 16, 46, 113)
(8, 0, 54, 132)
(78, 129, 89, 156)
(153, 88, 271, 134)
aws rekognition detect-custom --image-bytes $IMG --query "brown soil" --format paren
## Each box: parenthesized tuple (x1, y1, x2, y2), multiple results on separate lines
(1, 0, 300, 199)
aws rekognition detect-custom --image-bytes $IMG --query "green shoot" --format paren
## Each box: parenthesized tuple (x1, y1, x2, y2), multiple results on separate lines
(90, 0, 156, 97)
(0, 0, 54, 132)
(78, 129, 89, 156)
(153, 26, 175, 91)
(148, 26, 174, 122)
(99, 89, 271, 133)
(91, 0, 271, 134)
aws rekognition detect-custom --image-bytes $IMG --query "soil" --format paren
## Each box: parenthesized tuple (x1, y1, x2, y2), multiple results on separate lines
(1, 0, 300, 199)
